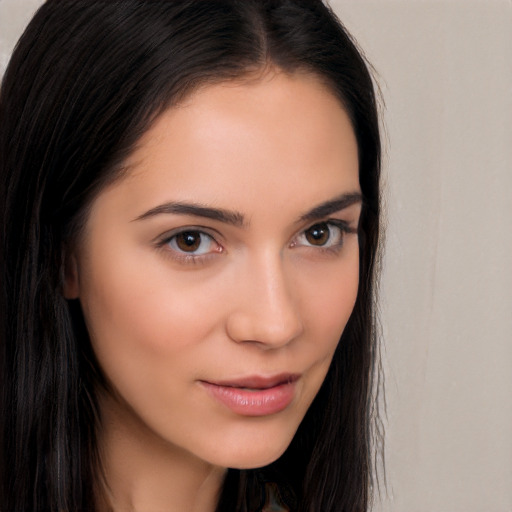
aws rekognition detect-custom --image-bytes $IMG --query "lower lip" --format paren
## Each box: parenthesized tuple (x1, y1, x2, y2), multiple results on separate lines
(201, 380, 296, 416)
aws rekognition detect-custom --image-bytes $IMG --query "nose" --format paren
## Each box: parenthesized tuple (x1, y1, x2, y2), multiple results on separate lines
(225, 253, 304, 349)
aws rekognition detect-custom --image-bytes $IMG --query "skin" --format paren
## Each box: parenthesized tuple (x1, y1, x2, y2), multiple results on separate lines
(65, 70, 361, 512)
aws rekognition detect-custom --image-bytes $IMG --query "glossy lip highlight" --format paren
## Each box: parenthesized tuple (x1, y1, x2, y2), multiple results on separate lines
(200, 374, 300, 416)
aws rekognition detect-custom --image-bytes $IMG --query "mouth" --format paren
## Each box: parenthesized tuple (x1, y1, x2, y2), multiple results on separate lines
(208, 373, 300, 390)
(200, 373, 300, 416)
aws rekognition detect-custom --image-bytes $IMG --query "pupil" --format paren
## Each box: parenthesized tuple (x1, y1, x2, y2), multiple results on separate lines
(177, 232, 200, 251)
(306, 223, 329, 245)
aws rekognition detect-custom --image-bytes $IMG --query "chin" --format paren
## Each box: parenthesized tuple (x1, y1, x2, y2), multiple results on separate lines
(214, 449, 288, 471)
(228, 447, 289, 470)
(198, 425, 296, 470)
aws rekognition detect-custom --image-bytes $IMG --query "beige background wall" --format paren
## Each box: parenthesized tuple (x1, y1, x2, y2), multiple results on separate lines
(1, 1, 511, 511)
(335, 2, 512, 511)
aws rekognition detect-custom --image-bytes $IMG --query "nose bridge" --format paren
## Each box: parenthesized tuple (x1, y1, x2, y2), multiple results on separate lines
(226, 249, 304, 348)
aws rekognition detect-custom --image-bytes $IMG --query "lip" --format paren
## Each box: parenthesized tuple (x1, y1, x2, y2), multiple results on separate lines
(200, 373, 299, 416)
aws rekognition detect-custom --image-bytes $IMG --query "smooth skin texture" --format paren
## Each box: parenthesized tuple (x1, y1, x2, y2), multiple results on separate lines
(65, 70, 361, 512)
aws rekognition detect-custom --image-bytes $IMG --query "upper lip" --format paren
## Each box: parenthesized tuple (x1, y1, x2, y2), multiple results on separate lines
(203, 373, 300, 390)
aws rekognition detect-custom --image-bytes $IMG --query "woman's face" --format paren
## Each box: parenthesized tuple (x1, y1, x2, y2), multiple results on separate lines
(66, 71, 361, 469)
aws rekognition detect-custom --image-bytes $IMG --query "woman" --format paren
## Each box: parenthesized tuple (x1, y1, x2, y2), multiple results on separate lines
(0, 1, 382, 511)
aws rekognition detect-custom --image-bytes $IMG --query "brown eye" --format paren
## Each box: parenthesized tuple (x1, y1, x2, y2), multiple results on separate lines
(294, 221, 347, 250)
(175, 231, 201, 252)
(167, 230, 217, 255)
(304, 223, 331, 246)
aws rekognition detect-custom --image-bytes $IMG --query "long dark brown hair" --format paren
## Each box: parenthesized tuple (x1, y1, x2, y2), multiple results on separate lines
(0, 1, 382, 510)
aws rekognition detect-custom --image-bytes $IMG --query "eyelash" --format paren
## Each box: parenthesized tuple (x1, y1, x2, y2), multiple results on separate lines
(291, 220, 356, 253)
(156, 220, 356, 265)
(156, 227, 223, 265)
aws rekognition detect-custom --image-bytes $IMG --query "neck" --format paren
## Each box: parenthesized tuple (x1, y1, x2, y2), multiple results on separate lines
(95, 392, 226, 512)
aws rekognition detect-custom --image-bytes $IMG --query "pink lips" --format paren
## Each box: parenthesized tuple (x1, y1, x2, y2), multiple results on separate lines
(200, 374, 299, 416)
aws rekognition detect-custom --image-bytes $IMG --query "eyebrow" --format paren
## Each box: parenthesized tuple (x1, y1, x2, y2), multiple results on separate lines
(299, 192, 362, 222)
(134, 202, 246, 227)
(133, 192, 362, 226)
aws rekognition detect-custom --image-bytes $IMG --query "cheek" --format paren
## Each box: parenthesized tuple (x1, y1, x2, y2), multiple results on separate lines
(286, 251, 360, 410)
(81, 245, 214, 347)
(299, 256, 359, 349)
(77, 243, 225, 404)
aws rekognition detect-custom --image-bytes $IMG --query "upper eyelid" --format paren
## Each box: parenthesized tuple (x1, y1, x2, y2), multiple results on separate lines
(327, 219, 358, 232)
(301, 218, 357, 233)
(153, 225, 222, 245)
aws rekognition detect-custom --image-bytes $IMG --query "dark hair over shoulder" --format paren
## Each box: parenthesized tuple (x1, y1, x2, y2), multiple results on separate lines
(0, 1, 382, 511)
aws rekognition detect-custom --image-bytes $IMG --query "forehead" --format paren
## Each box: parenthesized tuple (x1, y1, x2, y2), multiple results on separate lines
(131, 71, 355, 163)
(96, 71, 359, 223)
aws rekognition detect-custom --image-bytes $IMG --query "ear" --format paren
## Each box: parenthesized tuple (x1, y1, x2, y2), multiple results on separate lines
(62, 251, 80, 299)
